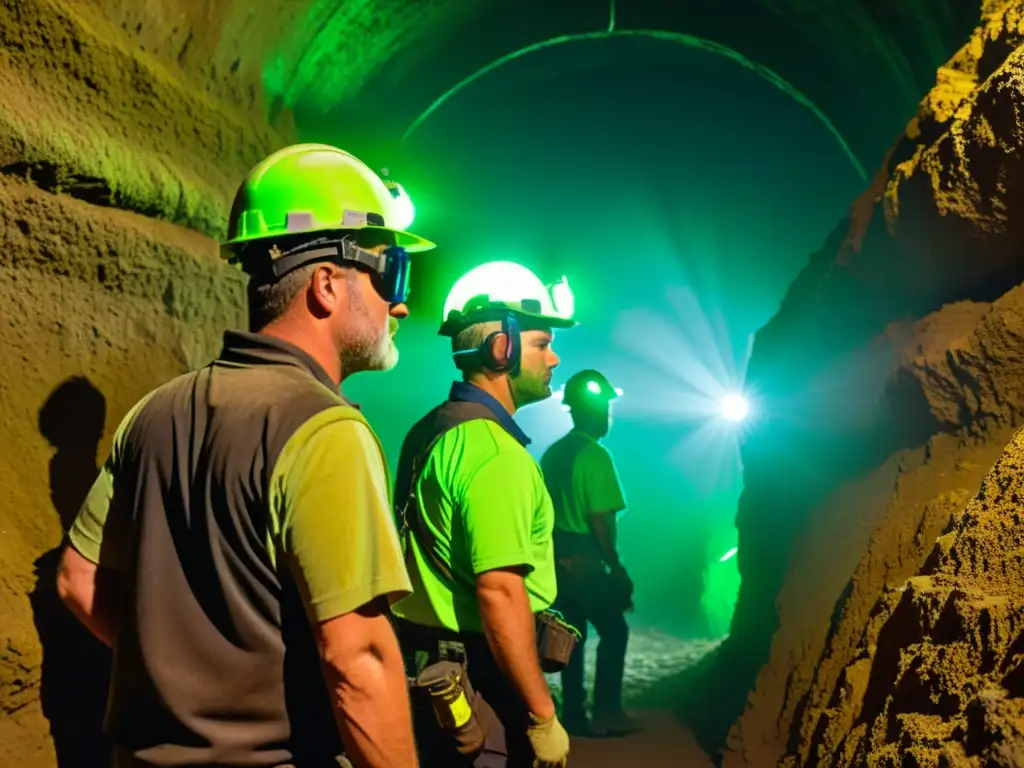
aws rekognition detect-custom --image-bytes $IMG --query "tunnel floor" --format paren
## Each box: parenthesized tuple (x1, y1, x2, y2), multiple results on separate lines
(545, 626, 721, 765)
(571, 709, 713, 767)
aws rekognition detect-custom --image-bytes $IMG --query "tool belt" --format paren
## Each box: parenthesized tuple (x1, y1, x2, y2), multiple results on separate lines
(399, 620, 493, 758)
(398, 610, 579, 756)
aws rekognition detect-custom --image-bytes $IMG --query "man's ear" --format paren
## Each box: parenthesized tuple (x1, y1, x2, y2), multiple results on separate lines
(308, 264, 341, 317)
(489, 331, 510, 365)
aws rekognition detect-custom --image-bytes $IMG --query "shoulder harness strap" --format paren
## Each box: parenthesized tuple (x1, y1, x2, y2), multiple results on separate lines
(396, 401, 502, 584)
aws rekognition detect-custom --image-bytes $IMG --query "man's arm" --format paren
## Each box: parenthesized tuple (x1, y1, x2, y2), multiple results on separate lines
(60, 446, 132, 648)
(56, 544, 119, 647)
(315, 598, 415, 767)
(582, 445, 627, 568)
(459, 447, 554, 716)
(476, 567, 555, 719)
(589, 512, 620, 569)
(275, 412, 417, 768)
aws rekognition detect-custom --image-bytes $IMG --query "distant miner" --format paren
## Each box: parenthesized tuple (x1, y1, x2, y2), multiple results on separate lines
(542, 369, 641, 737)
(56, 144, 431, 767)
(391, 288, 576, 767)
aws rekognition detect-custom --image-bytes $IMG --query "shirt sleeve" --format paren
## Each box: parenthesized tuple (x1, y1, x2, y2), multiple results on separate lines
(275, 413, 412, 623)
(458, 448, 539, 575)
(68, 458, 119, 566)
(579, 444, 627, 517)
(67, 394, 151, 570)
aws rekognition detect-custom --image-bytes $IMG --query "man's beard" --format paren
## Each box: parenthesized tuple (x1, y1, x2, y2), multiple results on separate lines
(339, 283, 397, 374)
(511, 369, 552, 407)
(340, 321, 396, 374)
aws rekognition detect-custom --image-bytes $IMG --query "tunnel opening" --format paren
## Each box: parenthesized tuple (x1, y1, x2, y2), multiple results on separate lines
(327, 31, 867, 723)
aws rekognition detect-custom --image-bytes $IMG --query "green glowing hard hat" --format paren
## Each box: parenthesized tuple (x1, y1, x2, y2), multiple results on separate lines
(438, 261, 577, 337)
(562, 369, 619, 411)
(222, 143, 435, 255)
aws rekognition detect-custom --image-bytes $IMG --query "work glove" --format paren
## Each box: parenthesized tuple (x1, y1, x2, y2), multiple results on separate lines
(526, 711, 570, 767)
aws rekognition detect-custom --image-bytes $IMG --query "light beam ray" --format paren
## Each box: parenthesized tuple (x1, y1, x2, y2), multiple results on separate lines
(614, 307, 729, 400)
(401, 29, 866, 181)
(666, 286, 736, 389)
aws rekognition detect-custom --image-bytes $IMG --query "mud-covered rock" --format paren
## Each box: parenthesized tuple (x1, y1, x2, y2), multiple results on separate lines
(722, 1, 1024, 764)
(0, 177, 245, 766)
(785, 426, 1024, 767)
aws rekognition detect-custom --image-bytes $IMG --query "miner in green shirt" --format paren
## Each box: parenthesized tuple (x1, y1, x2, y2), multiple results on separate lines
(55, 144, 432, 768)
(391, 291, 575, 767)
(541, 370, 641, 738)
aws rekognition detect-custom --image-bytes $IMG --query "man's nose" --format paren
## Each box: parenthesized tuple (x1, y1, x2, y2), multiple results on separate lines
(549, 351, 560, 368)
(389, 303, 409, 319)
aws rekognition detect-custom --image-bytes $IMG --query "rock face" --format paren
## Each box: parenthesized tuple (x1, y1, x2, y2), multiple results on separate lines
(0, 2, 286, 765)
(785, 422, 1024, 765)
(718, 2, 1024, 765)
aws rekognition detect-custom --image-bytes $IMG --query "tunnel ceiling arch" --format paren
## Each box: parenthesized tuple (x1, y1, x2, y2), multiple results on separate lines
(262, 0, 977, 167)
(398, 28, 868, 180)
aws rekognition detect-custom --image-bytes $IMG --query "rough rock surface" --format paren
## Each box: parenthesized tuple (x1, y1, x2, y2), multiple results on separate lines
(786, 421, 1024, 766)
(0, 175, 248, 768)
(0, 0, 284, 237)
(717, 0, 1024, 764)
(0, 3, 285, 765)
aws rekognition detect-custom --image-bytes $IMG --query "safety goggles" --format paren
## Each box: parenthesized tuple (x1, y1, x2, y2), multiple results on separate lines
(246, 235, 412, 304)
(338, 238, 411, 304)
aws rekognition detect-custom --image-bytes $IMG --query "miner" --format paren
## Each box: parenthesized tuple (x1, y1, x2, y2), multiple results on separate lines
(391, 290, 575, 767)
(541, 369, 641, 737)
(55, 143, 431, 768)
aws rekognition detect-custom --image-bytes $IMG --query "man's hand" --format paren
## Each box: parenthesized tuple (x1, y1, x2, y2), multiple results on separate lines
(526, 711, 570, 767)
(315, 597, 418, 768)
(476, 567, 555, 719)
(608, 563, 634, 612)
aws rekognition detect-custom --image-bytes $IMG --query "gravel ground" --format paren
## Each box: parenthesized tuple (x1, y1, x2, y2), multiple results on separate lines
(545, 625, 724, 709)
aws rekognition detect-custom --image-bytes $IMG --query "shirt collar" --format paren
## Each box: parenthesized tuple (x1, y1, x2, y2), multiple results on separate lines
(218, 330, 358, 407)
(448, 381, 531, 447)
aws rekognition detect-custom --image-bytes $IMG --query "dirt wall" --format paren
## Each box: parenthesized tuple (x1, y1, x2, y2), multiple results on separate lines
(0, 2, 288, 764)
(717, 1, 1024, 763)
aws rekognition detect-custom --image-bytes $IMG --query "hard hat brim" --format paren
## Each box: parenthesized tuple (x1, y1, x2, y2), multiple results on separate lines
(439, 307, 577, 337)
(365, 225, 436, 253)
(222, 224, 436, 253)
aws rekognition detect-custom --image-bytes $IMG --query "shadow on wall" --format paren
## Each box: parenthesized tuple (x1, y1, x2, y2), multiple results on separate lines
(30, 377, 112, 768)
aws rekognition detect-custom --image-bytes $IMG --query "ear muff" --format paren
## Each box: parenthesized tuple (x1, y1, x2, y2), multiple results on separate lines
(481, 313, 521, 374)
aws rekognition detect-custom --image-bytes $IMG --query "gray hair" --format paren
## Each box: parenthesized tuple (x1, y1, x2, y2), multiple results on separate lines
(452, 320, 502, 373)
(247, 263, 321, 331)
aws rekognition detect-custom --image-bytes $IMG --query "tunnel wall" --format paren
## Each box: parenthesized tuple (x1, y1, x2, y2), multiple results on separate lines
(0, 2, 287, 764)
(716, 2, 1024, 765)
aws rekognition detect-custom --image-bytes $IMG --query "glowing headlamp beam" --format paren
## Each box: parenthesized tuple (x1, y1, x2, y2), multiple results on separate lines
(719, 393, 750, 422)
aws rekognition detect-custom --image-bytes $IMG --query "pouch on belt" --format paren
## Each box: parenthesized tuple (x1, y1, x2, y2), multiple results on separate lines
(535, 610, 581, 674)
(410, 659, 488, 757)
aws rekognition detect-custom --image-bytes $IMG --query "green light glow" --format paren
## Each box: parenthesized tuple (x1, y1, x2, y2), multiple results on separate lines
(384, 181, 416, 231)
(587, 380, 602, 394)
(401, 28, 866, 181)
(703, 529, 741, 637)
(443, 261, 558, 320)
(550, 276, 575, 319)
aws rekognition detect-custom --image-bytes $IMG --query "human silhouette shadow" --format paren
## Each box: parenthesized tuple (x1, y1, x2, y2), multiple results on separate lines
(30, 376, 112, 767)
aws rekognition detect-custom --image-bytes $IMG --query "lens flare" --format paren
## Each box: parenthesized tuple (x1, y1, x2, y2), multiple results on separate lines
(719, 393, 749, 422)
